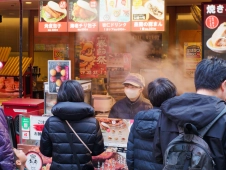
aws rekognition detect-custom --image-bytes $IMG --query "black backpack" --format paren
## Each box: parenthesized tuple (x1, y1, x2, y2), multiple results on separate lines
(163, 107, 226, 170)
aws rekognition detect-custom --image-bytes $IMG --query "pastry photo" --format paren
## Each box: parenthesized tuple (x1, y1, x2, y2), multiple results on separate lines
(206, 22, 226, 53)
(41, 1, 67, 22)
(72, 0, 97, 22)
(144, 0, 164, 20)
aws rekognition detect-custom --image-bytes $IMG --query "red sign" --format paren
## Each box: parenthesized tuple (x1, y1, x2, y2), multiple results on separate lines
(39, 0, 68, 32)
(78, 34, 108, 78)
(131, 20, 164, 31)
(68, 0, 98, 32)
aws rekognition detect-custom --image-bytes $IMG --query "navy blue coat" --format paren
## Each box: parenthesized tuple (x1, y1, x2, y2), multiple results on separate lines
(40, 102, 104, 170)
(126, 108, 163, 170)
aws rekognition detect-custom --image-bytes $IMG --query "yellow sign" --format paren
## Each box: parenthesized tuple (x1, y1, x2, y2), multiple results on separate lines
(184, 42, 202, 78)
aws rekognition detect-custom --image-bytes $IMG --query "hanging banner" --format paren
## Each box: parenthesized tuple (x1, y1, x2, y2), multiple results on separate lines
(131, 0, 165, 31)
(77, 34, 108, 78)
(68, 0, 98, 32)
(202, 3, 226, 58)
(99, 0, 131, 32)
(184, 42, 202, 78)
(39, 0, 68, 32)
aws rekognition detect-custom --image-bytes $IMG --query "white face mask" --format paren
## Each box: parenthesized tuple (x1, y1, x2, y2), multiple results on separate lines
(124, 88, 141, 100)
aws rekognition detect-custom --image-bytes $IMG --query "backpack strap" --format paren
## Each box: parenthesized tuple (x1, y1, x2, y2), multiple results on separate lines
(198, 106, 226, 138)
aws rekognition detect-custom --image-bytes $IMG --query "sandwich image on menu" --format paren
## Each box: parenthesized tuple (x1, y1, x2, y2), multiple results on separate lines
(207, 22, 226, 53)
(71, 0, 97, 22)
(132, 0, 164, 21)
(41, 1, 67, 22)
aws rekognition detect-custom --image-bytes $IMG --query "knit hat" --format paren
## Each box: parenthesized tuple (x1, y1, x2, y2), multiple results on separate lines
(123, 73, 145, 88)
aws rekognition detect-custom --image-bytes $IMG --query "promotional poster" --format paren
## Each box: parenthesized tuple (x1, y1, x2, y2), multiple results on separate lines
(48, 60, 71, 93)
(183, 42, 202, 78)
(202, 3, 226, 59)
(76, 34, 108, 78)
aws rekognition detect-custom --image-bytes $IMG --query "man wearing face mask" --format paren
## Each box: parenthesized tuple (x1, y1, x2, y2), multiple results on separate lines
(108, 73, 152, 119)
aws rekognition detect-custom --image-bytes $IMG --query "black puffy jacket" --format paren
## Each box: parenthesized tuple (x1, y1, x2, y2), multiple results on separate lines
(108, 95, 152, 119)
(154, 93, 226, 170)
(40, 102, 105, 170)
(126, 108, 163, 170)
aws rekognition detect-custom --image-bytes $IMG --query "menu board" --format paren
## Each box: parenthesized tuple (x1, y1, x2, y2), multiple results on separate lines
(39, 0, 68, 32)
(96, 117, 133, 147)
(131, 0, 165, 31)
(68, 0, 98, 32)
(48, 60, 71, 93)
(202, 3, 226, 59)
(99, 0, 131, 32)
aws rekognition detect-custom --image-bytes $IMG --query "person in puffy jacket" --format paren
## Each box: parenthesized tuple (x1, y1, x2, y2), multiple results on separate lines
(153, 58, 226, 170)
(40, 80, 104, 170)
(126, 78, 177, 170)
(0, 107, 15, 170)
(109, 73, 152, 119)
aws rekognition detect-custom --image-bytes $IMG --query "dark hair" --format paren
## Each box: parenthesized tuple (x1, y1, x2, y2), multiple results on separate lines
(148, 78, 177, 107)
(57, 80, 84, 103)
(195, 57, 226, 91)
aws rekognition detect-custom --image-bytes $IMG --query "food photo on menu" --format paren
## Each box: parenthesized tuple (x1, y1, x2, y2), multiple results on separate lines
(41, 0, 67, 22)
(70, 0, 98, 22)
(132, 0, 164, 21)
(48, 60, 71, 93)
(99, 0, 130, 22)
(206, 22, 226, 54)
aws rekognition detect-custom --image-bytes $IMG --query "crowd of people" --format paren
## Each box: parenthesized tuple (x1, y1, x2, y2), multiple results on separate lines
(1, 57, 226, 170)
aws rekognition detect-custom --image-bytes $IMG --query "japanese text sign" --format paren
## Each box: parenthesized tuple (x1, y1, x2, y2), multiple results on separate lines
(202, 3, 226, 58)
(30, 116, 48, 140)
(77, 34, 108, 78)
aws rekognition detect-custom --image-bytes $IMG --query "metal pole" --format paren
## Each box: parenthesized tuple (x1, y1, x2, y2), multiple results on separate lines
(19, 0, 23, 98)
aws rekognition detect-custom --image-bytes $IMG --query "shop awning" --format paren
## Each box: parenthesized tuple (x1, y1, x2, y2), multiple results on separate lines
(0, 47, 11, 62)
(0, 56, 32, 76)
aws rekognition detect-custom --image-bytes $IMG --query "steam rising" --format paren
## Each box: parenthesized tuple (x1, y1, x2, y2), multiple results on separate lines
(77, 32, 196, 96)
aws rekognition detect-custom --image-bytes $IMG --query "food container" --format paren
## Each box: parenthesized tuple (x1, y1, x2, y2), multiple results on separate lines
(92, 95, 114, 112)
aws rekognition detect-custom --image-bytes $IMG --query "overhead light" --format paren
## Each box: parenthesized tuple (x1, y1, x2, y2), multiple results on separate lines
(25, 2, 32, 4)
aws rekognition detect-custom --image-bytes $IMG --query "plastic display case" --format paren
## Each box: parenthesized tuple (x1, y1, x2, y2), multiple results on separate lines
(44, 80, 92, 115)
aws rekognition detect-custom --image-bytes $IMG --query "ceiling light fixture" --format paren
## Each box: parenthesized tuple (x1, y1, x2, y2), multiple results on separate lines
(25, 2, 32, 4)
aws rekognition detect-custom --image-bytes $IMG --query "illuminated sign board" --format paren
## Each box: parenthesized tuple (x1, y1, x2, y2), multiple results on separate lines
(202, 3, 226, 58)
(38, 0, 165, 32)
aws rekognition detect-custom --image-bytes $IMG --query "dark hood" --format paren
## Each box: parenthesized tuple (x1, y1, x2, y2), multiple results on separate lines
(51, 102, 94, 121)
(134, 108, 161, 138)
(160, 93, 226, 129)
